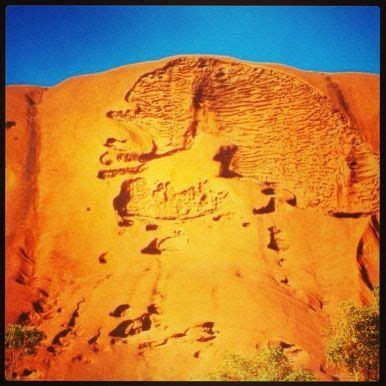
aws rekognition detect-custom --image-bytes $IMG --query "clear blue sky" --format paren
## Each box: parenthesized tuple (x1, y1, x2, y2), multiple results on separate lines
(6, 5, 380, 86)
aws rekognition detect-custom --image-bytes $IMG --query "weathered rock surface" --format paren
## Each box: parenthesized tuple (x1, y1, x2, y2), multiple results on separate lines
(5, 55, 379, 380)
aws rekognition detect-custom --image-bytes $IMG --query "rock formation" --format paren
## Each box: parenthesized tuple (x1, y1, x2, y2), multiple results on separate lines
(5, 55, 379, 380)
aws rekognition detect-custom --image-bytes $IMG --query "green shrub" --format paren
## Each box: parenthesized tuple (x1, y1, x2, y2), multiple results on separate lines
(209, 343, 316, 381)
(326, 288, 379, 381)
(283, 369, 317, 381)
(5, 323, 46, 380)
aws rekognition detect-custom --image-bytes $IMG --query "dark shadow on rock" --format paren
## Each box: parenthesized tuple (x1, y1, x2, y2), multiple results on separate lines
(109, 304, 130, 318)
(213, 145, 241, 178)
(141, 239, 162, 255)
(253, 198, 275, 214)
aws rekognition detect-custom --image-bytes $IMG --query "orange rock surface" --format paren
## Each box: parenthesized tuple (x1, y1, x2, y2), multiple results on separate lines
(5, 55, 379, 380)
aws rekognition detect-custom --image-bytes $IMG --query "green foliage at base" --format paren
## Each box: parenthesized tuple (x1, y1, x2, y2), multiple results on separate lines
(284, 369, 318, 381)
(326, 287, 379, 381)
(6, 323, 46, 355)
(5, 323, 46, 380)
(209, 343, 317, 381)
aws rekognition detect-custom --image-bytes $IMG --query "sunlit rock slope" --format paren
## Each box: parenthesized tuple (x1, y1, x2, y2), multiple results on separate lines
(5, 55, 379, 380)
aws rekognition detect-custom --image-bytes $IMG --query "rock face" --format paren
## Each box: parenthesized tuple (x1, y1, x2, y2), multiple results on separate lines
(5, 55, 379, 381)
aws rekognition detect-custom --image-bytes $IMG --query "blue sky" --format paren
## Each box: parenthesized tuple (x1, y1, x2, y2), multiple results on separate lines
(6, 5, 380, 86)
